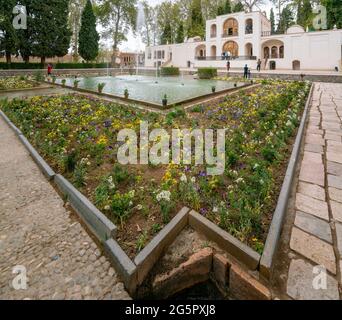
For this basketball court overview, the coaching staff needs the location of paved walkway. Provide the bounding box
[0,116,130,300]
[286,83,342,300]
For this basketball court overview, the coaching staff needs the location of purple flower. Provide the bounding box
[200,208,208,216]
[104,120,112,128]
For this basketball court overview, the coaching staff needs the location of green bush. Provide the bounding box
[160,66,180,76]
[0,62,108,70]
[197,67,218,79]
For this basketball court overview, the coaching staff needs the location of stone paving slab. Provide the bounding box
[0,116,130,300]
[285,83,342,300]
[287,259,339,300]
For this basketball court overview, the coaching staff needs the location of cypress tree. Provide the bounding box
[160,22,172,45]
[175,23,184,44]
[297,0,312,28]
[322,0,342,29]
[232,1,244,13]
[79,0,99,62]
[270,8,275,34]
[187,0,205,38]
[224,0,232,14]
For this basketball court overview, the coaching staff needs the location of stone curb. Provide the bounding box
[134,207,190,286]
[0,85,53,94]
[104,238,137,295]
[18,135,55,181]
[189,210,261,270]
[0,110,22,136]
[54,174,117,243]
[260,83,315,279]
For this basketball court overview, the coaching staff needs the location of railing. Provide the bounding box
[245,27,253,35]
[195,55,257,61]
[221,32,239,38]
[261,31,284,37]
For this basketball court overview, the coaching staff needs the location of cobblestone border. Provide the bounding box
[259,83,315,279]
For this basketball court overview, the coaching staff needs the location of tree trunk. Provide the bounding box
[6,52,11,64]
[41,56,46,65]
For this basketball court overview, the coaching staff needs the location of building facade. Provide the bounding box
[145,11,342,71]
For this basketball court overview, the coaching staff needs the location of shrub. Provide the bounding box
[160,66,180,76]
[197,67,217,79]
[0,62,107,70]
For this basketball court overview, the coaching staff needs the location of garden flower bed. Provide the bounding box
[0,80,311,259]
[0,76,37,91]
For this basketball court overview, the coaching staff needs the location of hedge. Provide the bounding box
[197,67,218,79]
[160,66,180,76]
[0,62,108,70]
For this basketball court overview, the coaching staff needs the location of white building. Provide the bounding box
[145,11,342,71]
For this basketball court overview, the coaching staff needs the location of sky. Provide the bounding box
[118,0,274,52]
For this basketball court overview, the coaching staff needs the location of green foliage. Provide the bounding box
[29,0,72,63]
[277,5,294,33]
[270,8,275,34]
[160,67,180,76]
[187,0,205,39]
[197,67,218,79]
[34,71,44,82]
[98,82,106,93]
[297,0,313,29]
[322,0,342,29]
[232,1,244,13]
[175,23,184,44]
[160,22,172,45]
[136,231,148,252]
[79,0,99,62]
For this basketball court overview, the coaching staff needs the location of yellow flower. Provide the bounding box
[97,135,108,146]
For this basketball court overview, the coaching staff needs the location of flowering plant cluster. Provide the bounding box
[0,76,35,90]
[0,80,310,255]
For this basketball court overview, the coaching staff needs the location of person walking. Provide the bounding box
[257,59,261,72]
[243,64,249,79]
[47,63,53,76]
[227,60,230,73]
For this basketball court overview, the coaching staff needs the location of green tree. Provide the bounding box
[224,0,232,14]
[232,1,245,13]
[270,7,276,33]
[187,0,205,38]
[0,0,18,63]
[96,0,137,64]
[79,0,99,61]
[277,4,294,33]
[322,0,342,29]
[176,23,184,43]
[30,0,71,64]
[160,22,172,45]
[297,0,312,28]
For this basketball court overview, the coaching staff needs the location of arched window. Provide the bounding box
[245,43,253,57]
[222,41,239,57]
[264,47,270,59]
[195,45,206,58]
[211,24,217,38]
[245,19,253,34]
[223,18,239,37]
[271,46,278,58]
[211,45,217,57]
[279,46,284,59]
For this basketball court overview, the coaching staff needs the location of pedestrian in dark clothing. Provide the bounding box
[257,59,261,72]
[227,61,230,73]
[243,64,248,79]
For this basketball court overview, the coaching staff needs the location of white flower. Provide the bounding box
[104,205,110,211]
[136,204,143,211]
[128,190,135,198]
[107,176,115,190]
[236,178,244,184]
[180,174,187,183]
[191,177,196,183]
[213,207,219,213]
[156,190,171,202]
[129,201,133,206]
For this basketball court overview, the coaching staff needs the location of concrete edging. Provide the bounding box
[134,207,190,286]
[54,174,117,243]
[259,83,315,279]
[189,210,261,270]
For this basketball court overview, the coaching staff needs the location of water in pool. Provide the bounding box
[57,75,244,106]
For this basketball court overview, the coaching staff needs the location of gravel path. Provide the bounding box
[0,115,130,300]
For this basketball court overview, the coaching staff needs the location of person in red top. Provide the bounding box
[47,63,53,76]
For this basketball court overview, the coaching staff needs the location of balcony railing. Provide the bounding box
[221,32,239,38]
[261,31,284,37]
[195,55,257,61]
